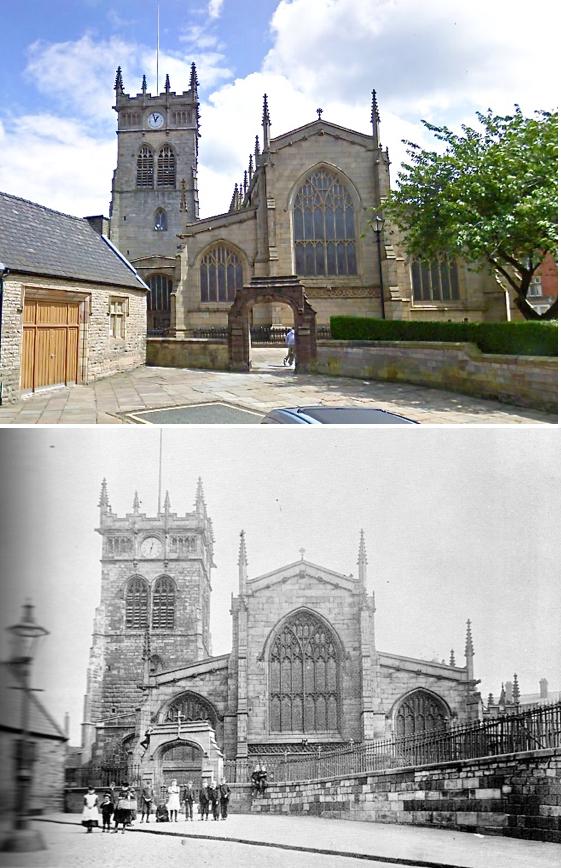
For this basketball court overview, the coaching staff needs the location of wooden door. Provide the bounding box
[21,299,80,391]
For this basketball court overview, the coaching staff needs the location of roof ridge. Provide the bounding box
[0,189,101,225]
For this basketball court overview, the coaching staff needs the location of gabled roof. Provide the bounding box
[271,119,374,152]
[0,661,67,741]
[0,191,148,291]
[247,558,358,594]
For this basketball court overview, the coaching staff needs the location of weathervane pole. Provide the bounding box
[157,429,163,514]
[156,3,160,94]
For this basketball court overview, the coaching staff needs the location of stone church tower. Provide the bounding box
[81,478,214,763]
[109,64,200,331]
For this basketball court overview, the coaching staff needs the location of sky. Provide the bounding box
[0,427,559,744]
[0,0,558,219]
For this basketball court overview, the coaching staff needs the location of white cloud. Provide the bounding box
[208,0,225,19]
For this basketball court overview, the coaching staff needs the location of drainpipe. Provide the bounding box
[0,262,9,405]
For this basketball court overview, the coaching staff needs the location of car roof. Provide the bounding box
[265,407,418,424]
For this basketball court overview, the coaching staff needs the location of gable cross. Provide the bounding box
[316,108,323,120]
[299,547,305,561]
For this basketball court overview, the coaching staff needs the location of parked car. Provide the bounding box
[261,406,418,424]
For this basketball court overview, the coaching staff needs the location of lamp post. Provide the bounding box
[373,215,386,319]
[1,602,49,853]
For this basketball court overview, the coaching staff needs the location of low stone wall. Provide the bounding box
[311,341,558,413]
[146,337,229,371]
[251,748,561,843]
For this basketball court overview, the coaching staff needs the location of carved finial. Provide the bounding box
[195,477,206,515]
[449,649,456,667]
[142,74,147,94]
[316,107,323,120]
[133,491,140,514]
[190,61,199,91]
[98,478,110,510]
[357,529,367,585]
[487,692,494,707]
[255,135,260,159]
[499,682,506,706]
[114,66,124,94]
[262,93,271,126]
[371,89,381,148]
[163,490,171,514]
[465,619,474,657]
[238,531,248,594]
[243,170,248,194]
[248,153,254,181]
[165,73,171,93]
[299,547,305,561]
[179,178,187,213]
[512,673,520,705]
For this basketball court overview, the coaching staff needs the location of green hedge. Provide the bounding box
[329,317,558,357]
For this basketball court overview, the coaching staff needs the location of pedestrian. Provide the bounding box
[113,782,134,834]
[100,793,113,832]
[219,778,231,819]
[284,327,295,366]
[199,782,210,820]
[140,781,154,823]
[182,780,195,821]
[250,765,260,796]
[81,786,99,833]
[167,778,181,822]
[208,779,219,820]
[259,764,268,794]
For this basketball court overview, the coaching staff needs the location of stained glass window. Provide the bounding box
[293,169,357,276]
[269,611,339,733]
[147,274,173,313]
[411,258,459,302]
[152,576,175,629]
[395,690,449,738]
[125,577,149,629]
[200,245,243,303]
[157,145,176,188]
[137,145,154,187]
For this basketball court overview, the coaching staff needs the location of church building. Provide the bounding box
[108,65,508,337]
[81,479,481,792]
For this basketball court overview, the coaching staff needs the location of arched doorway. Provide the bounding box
[394,689,449,738]
[156,740,203,804]
[228,276,317,373]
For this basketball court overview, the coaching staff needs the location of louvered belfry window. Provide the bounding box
[137,146,154,187]
[293,169,357,276]
[395,690,449,738]
[200,245,243,302]
[269,611,339,733]
[157,145,176,188]
[152,576,175,629]
[125,577,149,629]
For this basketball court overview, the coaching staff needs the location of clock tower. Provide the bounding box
[81,477,214,762]
[109,64,200,332]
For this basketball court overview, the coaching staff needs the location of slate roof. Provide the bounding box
[0,661,67,741]
[0,191,148,292]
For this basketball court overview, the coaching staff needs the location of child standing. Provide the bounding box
[81,787,99,833]
[100,793,113,832]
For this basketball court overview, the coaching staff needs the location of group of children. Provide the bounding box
[81,777,233,833]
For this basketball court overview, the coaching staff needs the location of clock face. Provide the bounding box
[140,537,163,558]
[147,111,165,130]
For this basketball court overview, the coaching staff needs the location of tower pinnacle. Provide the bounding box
[133,491,140,514]
[238,530,248,594]
[163,490,171,515]
[98,479,111,516]
[371,89,381,148]
[357,529,368,585]
[114,66,124,94]
[465,619,474,680]
[262,94,271,150]
[195,477,206,516]
[190,62,199,93]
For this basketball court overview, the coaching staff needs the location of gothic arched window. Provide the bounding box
[152,576,175,629]
[137,146,154,187]
[125,577,149,629]
[293,169,357,276]
[411,258,460,302]
[157,145,176,188]
[269,611,339,733]
[200,245,243,303]
[154,208,168,231]
[147,274,173,314]
[395,690,449,738]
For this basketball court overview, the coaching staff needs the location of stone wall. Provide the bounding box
[0,732,66,814]
[250,748,561,843]
[311,341,558,413]
[147,337,229,370]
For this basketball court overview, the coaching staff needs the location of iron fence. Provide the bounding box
[66,763,143,789]
[225,702,561,784]
[189,326,332,343]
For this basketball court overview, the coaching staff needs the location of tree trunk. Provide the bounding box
[512,293,556,321]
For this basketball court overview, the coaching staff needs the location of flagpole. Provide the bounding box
[156,3,160,94]
[157,428,163,514]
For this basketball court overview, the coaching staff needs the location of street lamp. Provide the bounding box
[372,215,386,320]
[1,602,49,853]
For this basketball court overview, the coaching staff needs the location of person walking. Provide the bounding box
[208,780,220,820]
[219,778,231,819]
[199,782,210,820]
[100,793,113,832]
[140,782,154,823]
[167,778,181,822]
[81,787,99,833]
[113,783,134,834]
[182,781,195,821]
[284,328,296,367]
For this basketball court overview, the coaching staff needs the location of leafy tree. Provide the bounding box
[384,108,558,320]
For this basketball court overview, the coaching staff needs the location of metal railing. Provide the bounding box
[189,326,332,343]
[225,702,561,784]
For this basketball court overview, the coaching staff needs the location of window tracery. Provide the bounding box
[125,577,149,629]
[395,690,449,738]
[154,208,168,231]
[200,245,243,303]
[293,169,357,276]
[136,145,154,187]
[411,258,459,302]
[157,145,176,188]
[152,576,175,629]
[269,611,339,733]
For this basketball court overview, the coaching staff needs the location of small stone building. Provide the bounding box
[0,661,68,813]
[81,480,481,791]
[0,191,148,403]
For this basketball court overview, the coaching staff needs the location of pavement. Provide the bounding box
[0,350,554,425]
[0,813,559,868]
